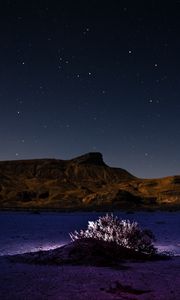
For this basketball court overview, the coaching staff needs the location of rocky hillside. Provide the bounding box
[0,152,180,210]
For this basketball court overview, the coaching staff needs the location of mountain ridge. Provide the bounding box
[0,152,179,211]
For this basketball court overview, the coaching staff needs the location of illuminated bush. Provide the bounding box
[70,214,156,255]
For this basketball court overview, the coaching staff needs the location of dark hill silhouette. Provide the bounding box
[0,152,179,210]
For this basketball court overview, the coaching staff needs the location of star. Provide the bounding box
[43,124,48,129]
[83,28,90,35]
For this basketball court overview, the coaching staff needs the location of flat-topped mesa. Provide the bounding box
[0,152,180,210]
[71,152,106,166]
[0,153,134,183]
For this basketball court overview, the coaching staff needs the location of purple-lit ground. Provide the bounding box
[0,211,180,256]
[0,256,180,299]
[0,211,180,299]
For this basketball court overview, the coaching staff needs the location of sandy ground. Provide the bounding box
[0,256,180,300]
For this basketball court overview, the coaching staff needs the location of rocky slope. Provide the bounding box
[0,152,180,210]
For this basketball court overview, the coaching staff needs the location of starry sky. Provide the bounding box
[0,0,180,178]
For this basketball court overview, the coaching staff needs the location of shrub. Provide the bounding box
[69,214,157,255]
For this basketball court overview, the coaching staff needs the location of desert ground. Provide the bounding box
[0,255,179,300]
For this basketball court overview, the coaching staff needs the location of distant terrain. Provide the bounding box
[0,152,180,211]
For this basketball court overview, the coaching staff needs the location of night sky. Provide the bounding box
[0,1,180,178]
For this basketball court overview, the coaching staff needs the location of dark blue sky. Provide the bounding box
[0,1,180,178]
